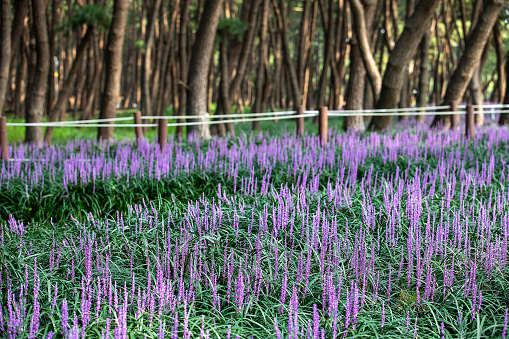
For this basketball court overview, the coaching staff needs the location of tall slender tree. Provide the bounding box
[98,0,129,140]
[0,0,11,117]
[26,0,50,144]
[186,0,224,139]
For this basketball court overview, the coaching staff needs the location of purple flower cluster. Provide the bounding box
[1,125,509,337]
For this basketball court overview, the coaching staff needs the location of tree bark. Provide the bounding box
[343,0,382,131]
[493,22,504,103]
[222,0,261,132]
[0,0,11,117]
[44,28,94,143]
[26,0,50,144]
[97,0,129,140]
[186,0,223,139]
[141,0,162,119]
[368,0,439,131]
[176,0,191,138]
[499,52,509,125]
[81,35,102,121]
[349,0,381,97]
[253,0,270,130]
[344,0,377,132]
[273,0,302,107]
[416,26,431,124]
[15,33,28,119]
[432,0,503,129]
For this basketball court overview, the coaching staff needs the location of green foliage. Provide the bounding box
[135,39,146,52]
[216,18,249,44]
[70,4,111,30]
[56,4,111,34]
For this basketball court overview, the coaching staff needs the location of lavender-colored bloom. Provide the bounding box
[61,299,68,335]
[441,322,445,339]
[381,302,385,328]
[503,308,508,339]
[313,304,319,339]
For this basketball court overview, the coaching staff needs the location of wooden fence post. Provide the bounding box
[296,106,304,137]
[450,101,460,128]
[134,111,143,141]
[0,117,7,161]
[319,106,328,146]
[466,104,475,140]
[158,118,168,151]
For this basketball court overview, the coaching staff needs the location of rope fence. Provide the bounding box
[1,103,508,160]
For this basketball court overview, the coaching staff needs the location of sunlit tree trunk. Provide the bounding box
[186,0,224,139]
[26,0,50,144]
[98,0,129,140]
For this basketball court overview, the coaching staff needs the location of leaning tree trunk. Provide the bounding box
[186,0,224,139]
[368,0,440,131]
[344,0,379,132]
[97,0,129,140]
[432,0,503,129]
[26,0,50,145]
[0,0,12,117]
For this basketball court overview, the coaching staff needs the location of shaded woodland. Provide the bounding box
[1,0,508,141]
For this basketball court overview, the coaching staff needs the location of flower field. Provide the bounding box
[1,126,509,338]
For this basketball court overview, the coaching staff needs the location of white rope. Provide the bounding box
[6,123,158,127]
[141,110,301,120]
[59,117,134,124]
[327,105,451,115]
[327,109,509,117]
[458,103,509,109]
[166,113,316,127]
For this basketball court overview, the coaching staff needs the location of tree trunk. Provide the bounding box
[15,34,28,119]
[273,0,302,107]
[176,0,191,138]
[433,0,503,129]
[0,0,12,116]
[97,0,129,140]
[317,0,334,107]
[253,0,270,130]
[141,0,162,119]
[499,52,509,125]
[493,22,504,103]
[220,0,261,133]
[186,0,223,139]
[345,0,377,132]
[416,27,431,123]
[349,0,381,98]
[46,0,60,117]
[44,28,94,143]
[26,0,50,144]
[218,42,230,137]
[81,35,102,121]
[368,0,439,131]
